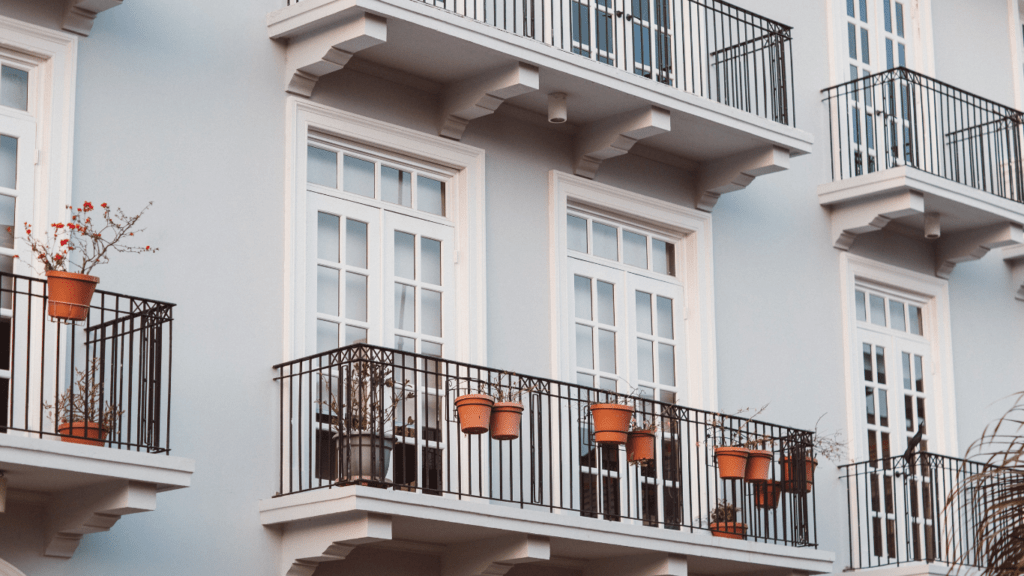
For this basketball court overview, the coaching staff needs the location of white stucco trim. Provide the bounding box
[548,171,717,411]
[838,253,958,460]
[0,16,77,267]
[0,557,26,576]
[283,97,487,365]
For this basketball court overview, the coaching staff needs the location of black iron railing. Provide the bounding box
[275,344,817,547]
[286,0,795,126]
[841,451,1024,570]
[823,67,1024,204]
[0,272,175,453]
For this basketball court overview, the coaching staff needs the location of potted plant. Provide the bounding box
[708,499,746,539]
[44,358,123,446]
[16,201,156,321]
[781,414,847,493]
[754,480,783,509]
[489,379,535,441]
[743,435,775,483]
[454,383,495,435]
[318,359,413,482]
[710,405,766,480]
[590,395,635,445]
[626,418,658,463]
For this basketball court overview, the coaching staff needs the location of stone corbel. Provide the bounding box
[827,190,925,250]
[439,62,540,140]
[585,553,687,576]
[936,223,1024,279]
[574,106,671,179]
[284,13,387,97]
[696,146,790,211]
[441,534,550,576]
[45,480,157,558]
[63,0,123,36]
[280,511,392,576]
[1003,245,1024,301]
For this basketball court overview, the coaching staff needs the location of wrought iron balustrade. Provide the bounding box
[841,451,1023,570]
[274,343,818,548]
[823,67,1024,204]
[285,0,795,127]
[0,272,175,453]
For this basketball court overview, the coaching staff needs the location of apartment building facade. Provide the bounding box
[0,0,1023,574]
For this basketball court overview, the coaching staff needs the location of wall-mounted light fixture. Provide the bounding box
[548,93,567,124]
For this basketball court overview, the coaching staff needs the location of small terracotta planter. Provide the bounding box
[46,271,99,321]
[489,401,524,440]
[755,480,783,509]
[57,421,107,446]
[744,449,774,483]
[714,446,750,479]
[781,456,818,493]
[709,522,747,539]
[590,403,634,445]
[454,394,495,434]
[626,429,657,462]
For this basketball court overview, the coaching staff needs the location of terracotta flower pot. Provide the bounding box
[454,394,495,434]
[626,429,657,462]
[781,456,818,493]
[489,401,524,440]
[714,446,750,479]
[590,403,634,445]
[744,449,774,483]
[709,522,747,539]
[46,271,99,321]
[755,480,783,509]
[57,421,107,446]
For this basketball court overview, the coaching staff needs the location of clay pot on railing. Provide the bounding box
[744,449,774,483]
[454,393,495,434]
[46,271,99,321]
[57,421,107,446]
[590,403,634,445]
[489,402,524,440]
[709,522,747,540]
[714,446,750,479]
[626,429,657,462]
[755,480,783,509]
[781,456,818,493]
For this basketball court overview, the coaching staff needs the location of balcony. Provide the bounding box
[0,273,193,559]
[261,344,833,576]
[841,452,1018,575]
[820,68,1024,278]
[269,0,812,207]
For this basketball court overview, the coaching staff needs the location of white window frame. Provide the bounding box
[838,253,958,459]
[549,170,717,410]
[285,98,487,365]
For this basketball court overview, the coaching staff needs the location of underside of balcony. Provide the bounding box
[268,0,813,210]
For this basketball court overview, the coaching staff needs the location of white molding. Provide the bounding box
[282,11,387,97]
[0,558,26,576]
[837,253,959,462]
[439,62,539,140]
[62,0,124,37]
[283,97,488,366]
[573,107,671,179]
[548,171,717,412]
[279,511,393,576]
[1004,244,1024,301]
[696,146,790,212]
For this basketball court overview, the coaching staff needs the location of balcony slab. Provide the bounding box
[260,485,834,576]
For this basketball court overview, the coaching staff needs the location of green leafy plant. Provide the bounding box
[709,499,739,524]
[44,358,123,430]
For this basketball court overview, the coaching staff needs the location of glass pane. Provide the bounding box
[909,305,923,335]
[317,213,341,262]
[575,275,592,320]
[915,355,924,392]
[902,352,912,390]
[848,23,857,59]
[568,215,588,253]
[599,378,617,392]
[307,146,337,188]
[346,272,367,322]
[422,341,442,357]
[345,325,367,346]
[870,294,886,326]
[576,324,594,369]
[637,339,654,381]
[317,320,339,353]
[418,176,445,215]
[861,28,870,64]
[652,239,674,275]
[636,291,652,335]
[896,2,904,37]
[395,283,415,331]
[394,231,415,280]
[856,290,866,321]
[866,386,876,424]
[863,343,873,381]
[0,66,28,111]
[593,222,618,261]
[658,343,675,386]
[879,389,889,427]
[0,194,14,249]
[623,231,648,268]
[598,329,616,373]
[577,373,594,387]
[859,0,867,21]
[904,395,914,431]
[847,0,854,17]
[343,155,374,198]
[421,238,441,286]
[0,135,16,190]
[316,266,339,315]
[382,166,412,207]
[346,219,367,268]
[395,335,415,352]
[917,398,926,432]
[876,346,886,384]
[422,289,441,337]
[890,300,906,331]
[597,281,614,325]
[883,0,892,32]
[659,390,675,403]
[656,296,673,339]
[886,38,894,69]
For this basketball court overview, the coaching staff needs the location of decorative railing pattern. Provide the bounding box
[0,272,175,453]
[840,451,1024,570]
[823,67,1024,204]
[286,0,795,127]
[274,344,818,547]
